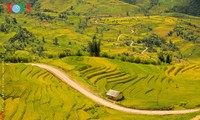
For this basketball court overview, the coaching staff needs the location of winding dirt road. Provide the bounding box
[31,63,200,115]
[117,34,126,41]
[141,47,148,54]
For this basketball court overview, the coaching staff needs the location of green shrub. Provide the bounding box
[75,64,91,71]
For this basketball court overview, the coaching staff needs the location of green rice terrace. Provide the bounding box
[0,0,200,119]
[0,57,200,120]
[48,56,200,110]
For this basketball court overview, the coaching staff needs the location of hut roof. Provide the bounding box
[106,89,121,97]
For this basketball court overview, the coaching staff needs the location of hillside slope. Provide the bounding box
[1,0,199,16]
[36,0,200,16]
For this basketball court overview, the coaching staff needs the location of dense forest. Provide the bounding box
[122,0,200,16]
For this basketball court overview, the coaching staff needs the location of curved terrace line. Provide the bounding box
[31,63,200,115]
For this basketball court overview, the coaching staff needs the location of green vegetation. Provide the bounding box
[172,26,200,43]
[158,52,172,64]
[46,56,200,110]
[0,62,200,120]
[0,0,199,119]
[170,0,200,16]
[1,10,199,64]
[88,38,101,57]
[1,64,103,119]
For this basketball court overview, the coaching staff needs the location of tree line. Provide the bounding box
[169,26,199,43]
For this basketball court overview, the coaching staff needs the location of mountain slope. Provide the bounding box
[0,0,199,16]
[36,0,199,16]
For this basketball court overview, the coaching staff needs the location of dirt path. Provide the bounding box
[130,40,134,47]
[31,63,200,115]
[117,34,125,41]
[117,29,134,42]
[142,47,148,54]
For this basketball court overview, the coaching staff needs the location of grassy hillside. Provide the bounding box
[1,13,199,64]
[36,0,200,16]
[44,56,200,110]
[0,0,199,119]
[1,1,200,63]
[1,0,199,16]
[0,63,200,120]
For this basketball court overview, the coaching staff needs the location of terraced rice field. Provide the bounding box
[61,57,200,110]
[164,64,200,79]
[78,65,177,108]
[0,60,200,120]
[1,64,108,120]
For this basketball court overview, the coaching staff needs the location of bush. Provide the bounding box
[5,55,33,63]
[173,26,199,42]
[47,54,54,59]
[101,52,109,58]
[59,52,67,58]
[134,57,141,63]
[141,59,150,64]
[75,64,91,71]
[120,55,127,61]
[126,56,135,63]
[76,50,82,56]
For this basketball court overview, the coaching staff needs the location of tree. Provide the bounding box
[144,9,150,18]
[150,0,159,7]
[5,16,11,24]
[88,38,101,57]
[53,37,59,45]
[70,6,74,10]
[134,57,141,63]
[12,18,18,24]
[168,31,173,36]
[38,46,44,56]
[33,1,41,10]
[158,52,165,62]
[76,50,82,56]
[169,40,173,47]
[126,11,130,16]
[166,54,172,64]
[123,0,136,4]
[0,24,6,32]
[0,4,4,13]
[42,36,46,43]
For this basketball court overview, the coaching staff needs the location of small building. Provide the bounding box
[106,89,123,101]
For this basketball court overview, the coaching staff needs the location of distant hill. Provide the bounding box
[169,0,200,16]
[38,0,200,17]
[0,0,199,16]
[122,0,200,16]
